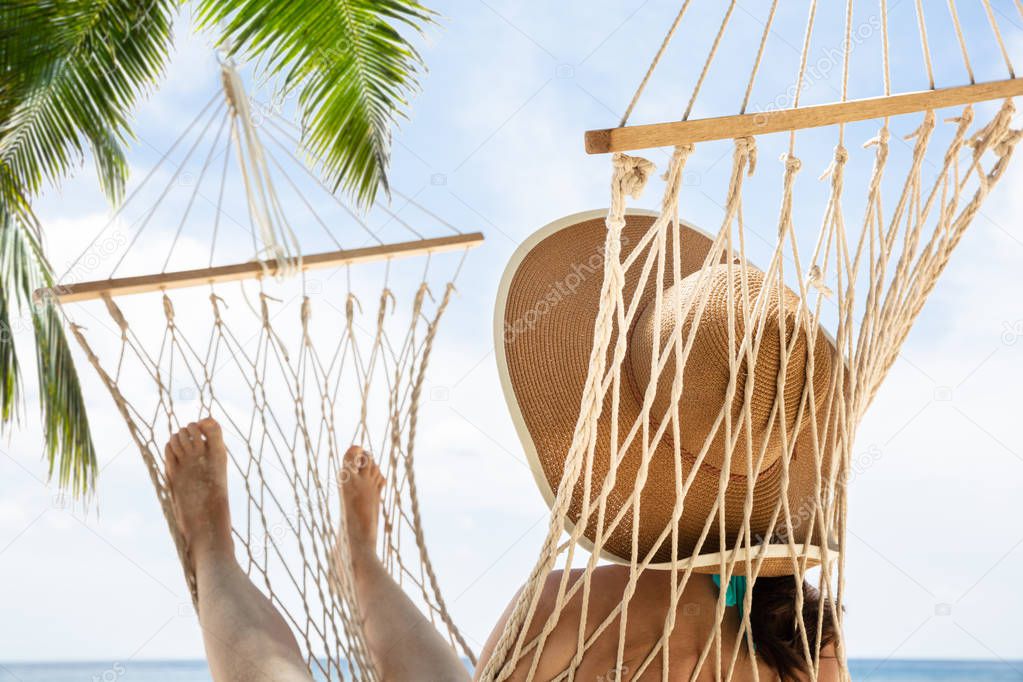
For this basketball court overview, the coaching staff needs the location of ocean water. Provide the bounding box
[2,659,1022,680]
[0,661,211,682]
[848,659,1023,681]
[0,661,212,682]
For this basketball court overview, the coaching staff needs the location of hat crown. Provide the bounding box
[629,264,833,476]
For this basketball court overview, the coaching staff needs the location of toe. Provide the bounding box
[186,423,204,452]
[344,446,370,475]
[198,417,223,444]
[164,444,178,479]
[344,445,363,465]
[169,431,186,460]
[175,429,194,456]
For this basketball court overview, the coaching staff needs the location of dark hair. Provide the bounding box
[748,576,838,680]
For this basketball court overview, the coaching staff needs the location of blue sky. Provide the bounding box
[2,0,1023,668]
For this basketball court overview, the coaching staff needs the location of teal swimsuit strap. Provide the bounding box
[711,574,749,622]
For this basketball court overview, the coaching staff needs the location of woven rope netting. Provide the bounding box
[483,2,1022,681]
[54,62,476,680]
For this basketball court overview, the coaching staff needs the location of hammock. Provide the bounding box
[38,4,1022,681]
[483,2,1021,681]
[41,60,482,681]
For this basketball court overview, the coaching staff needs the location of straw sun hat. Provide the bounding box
[495,209,838,577]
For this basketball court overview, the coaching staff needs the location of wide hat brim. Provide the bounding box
[495,209,835,577]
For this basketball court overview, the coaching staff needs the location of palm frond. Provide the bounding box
[196,0,434,208]
[0,200,96,496]
[0,0,434,497]
[0,244,20,425]
[31,294,97,497]
[0,0,177,202]
[0,0,174,496]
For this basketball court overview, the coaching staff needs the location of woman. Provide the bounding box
[164,212,841,681]
[487,210,842,680]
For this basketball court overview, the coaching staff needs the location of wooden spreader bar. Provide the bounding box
[38,232,485,304]
[585,78,1023,154]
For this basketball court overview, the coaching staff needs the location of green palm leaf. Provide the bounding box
[1,0,433,496]
[0,0,175,497]
[0,222,19,425]
[0,0,176,200]
[0,202,96,496]
[195,0,434,208]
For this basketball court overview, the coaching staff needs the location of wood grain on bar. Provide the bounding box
[39,232,485,304]
[585,78,1023,154]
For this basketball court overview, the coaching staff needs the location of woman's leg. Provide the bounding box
[338,445,470,682]
[165,419,311,682]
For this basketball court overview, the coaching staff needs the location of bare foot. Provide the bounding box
[164,418,233,567]
[336,446,385,572]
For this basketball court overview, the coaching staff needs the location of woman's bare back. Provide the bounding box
[477,566,836,681]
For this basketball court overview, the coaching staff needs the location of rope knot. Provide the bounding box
[220,63,240,115]
[101,293,130,339]
[381,288,396,313]
[864,127,891,149]
[377,288,395,328]
[993,101,1017,159]
[782,153,802,174]
[258,292,280,326]
[612,152,655,199]
[905,110,936,141]
[946,105,975,128]
[734,136,757,174]
[996,128,1023,159]
[413,282,434,318]
[970,99,1017,160]
[299,296,312,346]
[819,145,848,181]
[660,143,696,186]
[345,292,362,323]
[666,144,696,173]
[209,293,227,323]
[162,295,175,324]
[806,265,834,298]
[300,296,311,328]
